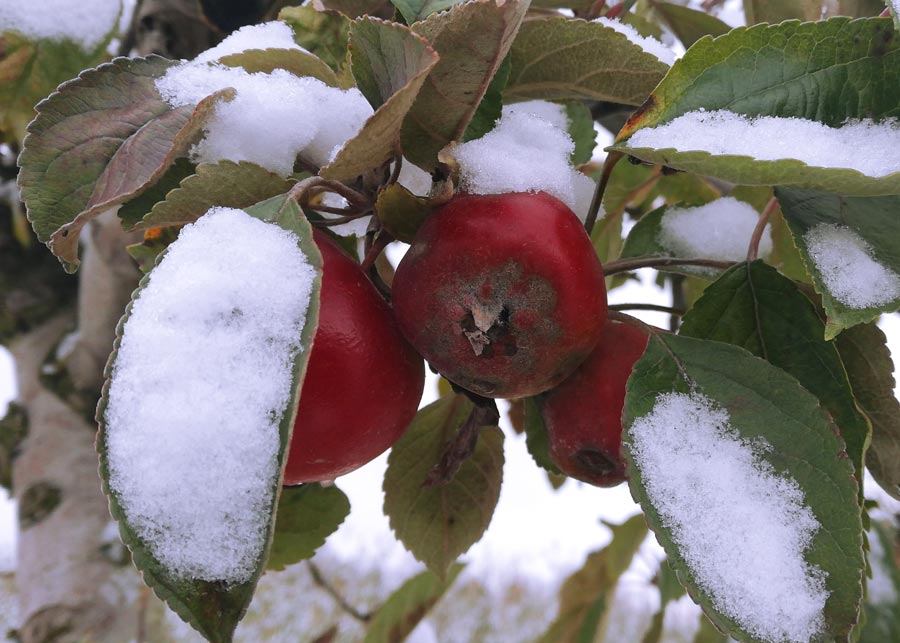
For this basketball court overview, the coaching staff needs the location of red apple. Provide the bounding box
[392,192,607,398]
[539,319,649,487]
[284,230,425,484]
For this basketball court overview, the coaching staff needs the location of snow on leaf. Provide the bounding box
[96,195,322,643]
[218,48,339,87]
[776,188,900,337]
[17,56,228,272]
[383,395,504,579]
[679,261,872,501]
[400,0,529,171]
[504,17,669,107]
[623,334,863,643]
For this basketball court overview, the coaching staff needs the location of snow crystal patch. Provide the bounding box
[104,208,315,583]
[594,17,676,66]
[194,21,308,64]
[155,27,372,176]
[453,111,594,220]
[502,100,568,131]
[627,110,900,179]
[804,224,900,309]
[658,197,770,262]
[628,391,827,643]
[867,528,897,607]
[0,0,121,48]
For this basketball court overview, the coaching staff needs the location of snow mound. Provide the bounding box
[104,208,316,583]
[0,0,121,48]
[627,110,900,179]
[156,23,372,176]
[628,391,827,643]
[659,196,771,262]
[804,224,900,309]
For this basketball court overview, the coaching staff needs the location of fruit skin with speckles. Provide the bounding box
[539,319,649,487]
[283,230,425,485]
[391,192,608,399]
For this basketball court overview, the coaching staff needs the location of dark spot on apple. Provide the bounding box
[575,448,618,476]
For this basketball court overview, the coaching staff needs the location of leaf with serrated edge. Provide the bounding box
[17,56,231,272]
[96,194,322,643]
[375,182,432,243]
[400,0,529,170]
[651,1,730,48]
[279,6,351,74]
[623,334,863,642]
[218,47,339,86]
[679,261,872,502]
[836,323,900,500]
[611,19,900,196]
[364,564,464,643]
[538,514,648,643]
[776,188,900,338]
[391,0,464,23]
[321,18,438,181]
[267,484,351,571]
[383,395,504,578]
[118,158,197,229]
[504,17,669,107]
[138,161,296,230]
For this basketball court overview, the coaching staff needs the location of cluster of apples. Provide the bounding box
[285,191,648,488]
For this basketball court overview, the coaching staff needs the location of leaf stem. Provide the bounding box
[425,390,500,487]
[388,153,403,186]
[603,256,734,275]
[609,303,685,316]
[747,196,778,261]
[607,309,668,335]
[585,151,624,234]
[288,176,371,212]
[307,561,372,623]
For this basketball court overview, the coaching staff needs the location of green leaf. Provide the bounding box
[611,18,900,196]
[693,615,729,643]
[504,17,669,108]
[126,226,182,273]
[860,521,900,643]
[538,514,649,643]
[650,1,731,48]
[391,0,465,23]
[743,0,826,23]
[679,261,872,499]
[0,32,111,139]
[218,47,339,86]
[400,0,529,170]
[17,56,229,272]
[118,158,197,229]
[565,102,596,166]
[836,323,900,501]
[279,6,351,72]
[364,564,464,643]
[96,194,323,643]
[267,483,351,571]
[776,188,900,337]
[523,397,563,475]
[138,161,296,230]
[375,182,432,243]
[623,333,864,642]
[383,395,504,578]
[321,17,439,181]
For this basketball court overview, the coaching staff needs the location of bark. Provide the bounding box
[11,213,146,643]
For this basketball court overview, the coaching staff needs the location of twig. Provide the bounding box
[307,561,372,623]
[747,196,778,261]
[603,256,734,275]
[669,273,685,332]
[609,303,685,316]
[607,309,668,335]
[288,176,371,212]
[388,154,403,186]
[585,151,624,234]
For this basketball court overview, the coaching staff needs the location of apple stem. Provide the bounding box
[287,176,372,212]
[603,256,734,275]
[746,196,778,262]
[584,151,624,234]
[425,390,500,487]
[609,302,685,316]
[388,153,404,186]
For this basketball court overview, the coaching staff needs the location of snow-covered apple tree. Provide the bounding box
[2,0,900,641]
